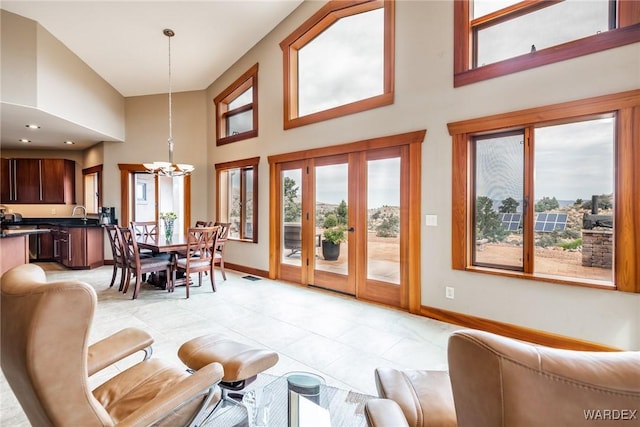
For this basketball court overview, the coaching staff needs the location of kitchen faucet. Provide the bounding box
[72,205,87,221]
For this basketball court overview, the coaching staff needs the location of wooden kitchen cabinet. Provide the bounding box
[59,226,104,269]
[0,158,75,204]
[0,158,40,203]
[41,159,76,204]
[37,226,55,260]
[15,159,41,203]
[1,158,12,202]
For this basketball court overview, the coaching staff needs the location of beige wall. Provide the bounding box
[0,11,37,106]
[102,90,208,226]
[35,26,125,141]
[204,1,640,349]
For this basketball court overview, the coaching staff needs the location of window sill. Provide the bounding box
[465,265,616,291]
[216,130,258,146]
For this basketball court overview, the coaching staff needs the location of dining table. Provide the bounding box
[136,234,189,290]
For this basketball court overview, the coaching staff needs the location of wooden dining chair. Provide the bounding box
[174,226,219,298]
[130,221,159,258]
[105,225,127,291]
[213,222,231,281]
[176,220,213,258]
[118,226,172,300]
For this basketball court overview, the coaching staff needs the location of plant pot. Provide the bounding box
[322,240,340,261]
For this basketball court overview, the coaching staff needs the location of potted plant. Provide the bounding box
[321,213,345,261]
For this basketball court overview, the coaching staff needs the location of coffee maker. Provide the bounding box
[100,207,117,225]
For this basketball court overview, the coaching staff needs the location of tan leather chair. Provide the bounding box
[1,263,224,426]
[366,329,640,427]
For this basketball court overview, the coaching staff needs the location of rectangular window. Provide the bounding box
[448,90,640,292]
[214,64,258,146]
[475,0,612,67]
[454,0,640,86]
[215,157,259,243]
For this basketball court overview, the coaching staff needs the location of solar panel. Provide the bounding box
[499,213,522,232]
[500,212,568,232]
[535,212,567,232]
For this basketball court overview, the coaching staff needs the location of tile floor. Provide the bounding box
[1,263,461,426]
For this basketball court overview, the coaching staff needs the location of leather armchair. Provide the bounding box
[366,329,640,427]
[1,264,224,426]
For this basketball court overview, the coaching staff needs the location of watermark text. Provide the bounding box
[584,409,638,421]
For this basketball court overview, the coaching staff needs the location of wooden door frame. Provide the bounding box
[268,130,425,313]
[117,164,191,233]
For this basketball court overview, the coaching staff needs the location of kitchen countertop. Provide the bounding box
[0,228,50,238]
[2,217,104,228]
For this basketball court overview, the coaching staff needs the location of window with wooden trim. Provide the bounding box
[454,0,640,87]
[215,157,259,243]
[280,0,395,129]
[448,90,640,293]
[214,64,258,146]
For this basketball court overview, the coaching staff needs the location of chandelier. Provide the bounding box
[144,29,194,177]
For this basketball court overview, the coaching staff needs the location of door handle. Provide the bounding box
[347,227,355,232]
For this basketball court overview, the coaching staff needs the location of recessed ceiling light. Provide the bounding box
[25,124,40,129]
[19,139,31,143]
[63,140,75,145]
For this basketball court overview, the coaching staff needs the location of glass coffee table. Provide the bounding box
[207,372,370,427]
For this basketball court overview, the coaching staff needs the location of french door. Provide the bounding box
[269,131,424,310]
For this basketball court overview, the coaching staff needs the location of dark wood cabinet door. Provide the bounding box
[38,227,54,260]
[1,158,12,203]
[85,227,104,268]
[41,159,65,204]
[68,228,86,268]
[40,159,76,204]
[14,159,41,203]
[59,228,70,266]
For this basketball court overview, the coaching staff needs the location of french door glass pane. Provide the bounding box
[534,118,614,282]
[473,132,524,270]
[282,169,303,266]
[367,157,400,284]
[315,163,348,275]
[158,175,184,233]
[133,173,156,221]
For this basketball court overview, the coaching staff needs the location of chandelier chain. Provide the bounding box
[143,28,193,177]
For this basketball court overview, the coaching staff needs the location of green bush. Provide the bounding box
[558,238,582,250]
[376,214,399,237]
[323,213,338,228]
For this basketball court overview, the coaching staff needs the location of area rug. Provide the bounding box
[205,373,373,427]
